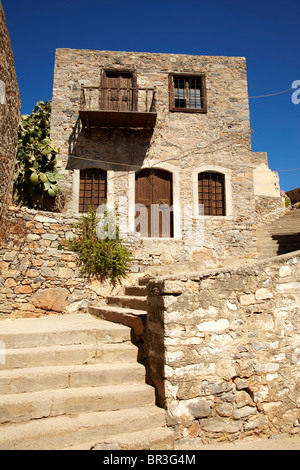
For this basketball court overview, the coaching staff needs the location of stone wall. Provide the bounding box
[0,205,227,319]
[0,205,198,319]
[0,1,21,220]
[0,206,135,318]
[255,195,285,227]
[146,253,300,443]
[286,188,300,205]
[50,49,277,268]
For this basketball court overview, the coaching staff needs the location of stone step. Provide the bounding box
[0,313,174,450]
[0,383,155,424]
[0,362,146,395]
[257,245,300,252]
[259,237,300,244]
[138,277,153,286]
[258,244,300,253]
[256,242,279,248]
[257,209,300,259]
[124,285,147,297]
[0,342,138,371]
[258,247,300,253]
[258,231,300,237]
[268,222,300,228]
[106,295,147,311]
[0,314,131,349]
[89,305,147,337]
[61,427,175,450]
[0,406,168,450]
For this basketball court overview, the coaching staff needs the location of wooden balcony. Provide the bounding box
[79,85,157,131]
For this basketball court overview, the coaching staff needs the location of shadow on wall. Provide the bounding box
[67,117,154,172]
[145,282,167,409]
[272,233,300,256]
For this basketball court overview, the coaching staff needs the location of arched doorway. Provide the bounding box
[135,168,174,238]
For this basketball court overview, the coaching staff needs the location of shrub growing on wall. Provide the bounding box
[14,100,63,210]
[69,207,133,282]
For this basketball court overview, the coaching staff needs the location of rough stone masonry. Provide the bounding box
[146,251,300,442]
[0,207,99,317]
[0,0,21,220]
[50,49,283,270]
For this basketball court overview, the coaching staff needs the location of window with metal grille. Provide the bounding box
[169,74,207,113]
[79,169,107,213]
[198,172,226,216]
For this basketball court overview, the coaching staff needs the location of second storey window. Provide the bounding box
[169,74,207,113]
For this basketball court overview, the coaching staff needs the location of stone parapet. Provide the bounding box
[146,253,300,442]
[0,206,135,317]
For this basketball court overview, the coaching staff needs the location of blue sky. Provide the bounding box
[2,0,299,191]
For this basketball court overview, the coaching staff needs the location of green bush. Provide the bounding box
[285,196,292,208]
[14,100,63,209]
[69,207,133,282]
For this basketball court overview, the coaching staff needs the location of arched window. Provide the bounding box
[79,168,107,213]
[198,171,226,216]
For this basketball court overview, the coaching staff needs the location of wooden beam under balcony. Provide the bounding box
[79,84,157,131]
[79,109,157,130]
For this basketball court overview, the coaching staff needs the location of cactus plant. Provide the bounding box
[14,100,63,209]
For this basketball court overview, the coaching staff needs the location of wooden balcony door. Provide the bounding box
[103,71,137,112]
[135,169,174,238]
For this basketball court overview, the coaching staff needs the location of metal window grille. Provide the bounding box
[174,76,202,109]
[198,172,226,216]
[79,169,107,213]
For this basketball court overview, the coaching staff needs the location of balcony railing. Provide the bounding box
[79,85,157,130]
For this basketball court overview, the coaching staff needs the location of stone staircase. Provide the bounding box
[89,279,149,344]
[257,210,300,259]
[0,313,174,450]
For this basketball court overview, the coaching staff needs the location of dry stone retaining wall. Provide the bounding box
[0,206,167,318]
[0,207,111,317]
[146,253,300,442]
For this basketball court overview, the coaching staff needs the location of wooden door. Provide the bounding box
[135,169,173,238]
[103,72,135,111]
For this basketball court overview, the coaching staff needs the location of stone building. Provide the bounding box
[50,49,283,270]
[286,187,300,205]
[0,0,21,220]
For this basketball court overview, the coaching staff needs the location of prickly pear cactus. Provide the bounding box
[14,100,62,209]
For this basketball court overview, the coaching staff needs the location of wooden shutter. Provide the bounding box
[198,172,225,216]
[135,169,152,237]
[135,169,173,238]
[103,71,135,111]
[79,169,107,213]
